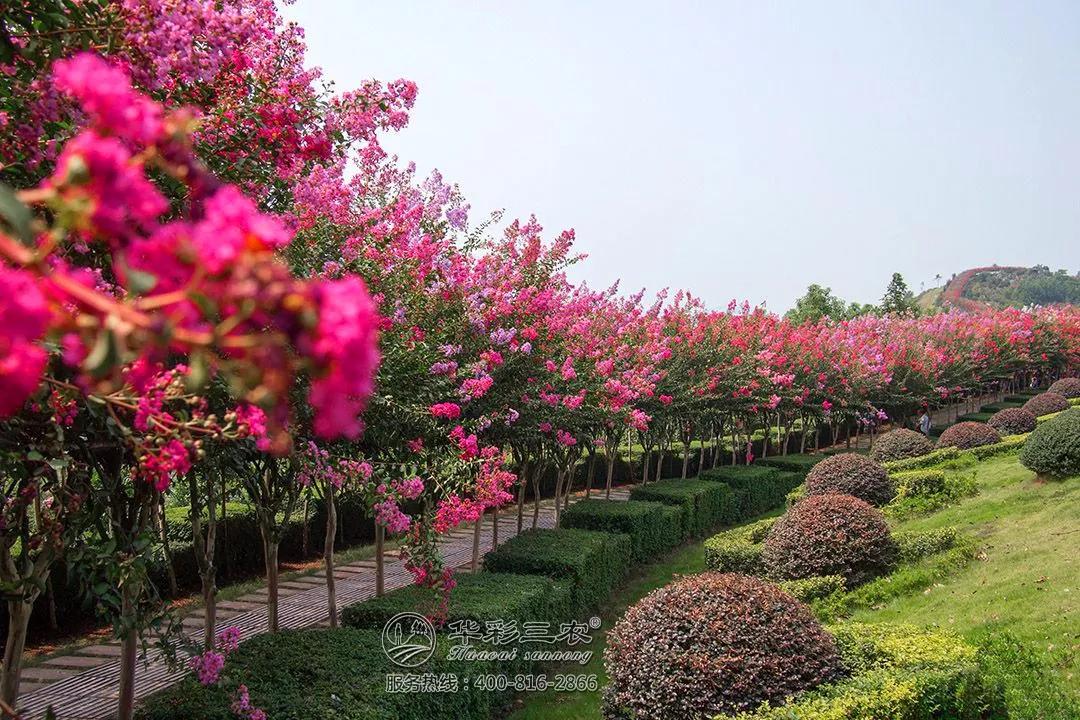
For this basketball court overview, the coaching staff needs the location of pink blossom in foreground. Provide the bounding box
[0,267,50,416]
[52,52,164,144]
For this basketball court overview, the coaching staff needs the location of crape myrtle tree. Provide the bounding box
[0,53,382,718]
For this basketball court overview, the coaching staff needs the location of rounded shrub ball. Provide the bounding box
[762,493,898,586]
[1019,408,1080,481]
[987,407,1037,436]
[1022,391,1070,418]
[869,428,933,464]
[602,572,843,720]
[805,452,895,506]
[935,421,1001,450]
[1048,377,1080,399]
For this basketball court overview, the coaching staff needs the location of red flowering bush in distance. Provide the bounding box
[763,494,898,586]
[869,428,934,463]
[805,452,895,506]
[936,421,1001,450]
[1022,392,1070,418]
[1048,377,1080,399]
[988,407,1037,436]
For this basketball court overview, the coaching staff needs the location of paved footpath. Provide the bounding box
[15,486,632,720]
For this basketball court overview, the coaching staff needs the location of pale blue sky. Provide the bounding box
[283,1,1079,311]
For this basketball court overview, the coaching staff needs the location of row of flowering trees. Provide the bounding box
[1,3,1079,720]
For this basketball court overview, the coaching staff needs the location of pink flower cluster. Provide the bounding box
[0,267,50,416]
[187,626,242,686]
[230,684,267,720]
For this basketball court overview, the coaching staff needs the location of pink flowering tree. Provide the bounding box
[0,54,381,719]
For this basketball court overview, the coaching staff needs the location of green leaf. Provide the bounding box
[0,184,35,245]
[119,258,158,296]
[83,329,120,378]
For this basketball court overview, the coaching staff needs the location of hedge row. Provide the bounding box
[757,453,828,473]
[483,527,632,615]
[562,500,681,560]
[969,434,1028,460]
[628,479,735,537]
[723,624,1006,719]
[700,466,804,518]
[341,572,572,632]
[137,627,509,720]
[882,446,961,473]
[703,518,776,574]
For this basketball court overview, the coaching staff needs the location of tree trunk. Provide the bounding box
[117,584,138,720]
[655,449,664,481]
[261,529,280,632]
[1,599,33,709]
[301,495,311,558]
[697,436,705,476]
[155,496,178,597]
[201,573,217,651]
[190,469,218,651]
[471,512,483,571]
[681,438,690,479]
[605,453,615,499]
[553,471,565,528]
[324,483,338,628]
[516,462,528,533]
[730,419,738,465]
[375,523,385,597]
[585,448,596,499]
[531,466,541,530]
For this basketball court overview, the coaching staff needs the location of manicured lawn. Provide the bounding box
[852,455,1079,691]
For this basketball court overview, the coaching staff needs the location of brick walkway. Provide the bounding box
[15,486,632,720]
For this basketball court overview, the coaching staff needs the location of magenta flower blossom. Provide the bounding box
[53,52,164,144]
[307,277,381,440]
[0,267,50,417]
[48,131,168,242]
[191,186,293,273]
[429,402,462,419]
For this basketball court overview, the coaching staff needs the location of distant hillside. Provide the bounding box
[918,265,1080,311]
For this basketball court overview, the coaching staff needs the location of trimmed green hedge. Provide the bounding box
[700,466,804,518]
[483,528,631,615]
[957,411,995,423]
[725,624,1006,719]
[778,574,846,603]
[969,433,1027,460]
[136,628,507,720]
[658,504,686,545]
[703,518,775,574]
[561,499,680,560]
[341,572,572,631]
[894,528,959,563]
[882,446,960,473]
[757,454,826,473]
[628,479,734,536]
[890,469,946,498]
[699,464,781,484]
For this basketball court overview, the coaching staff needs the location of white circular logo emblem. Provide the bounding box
[382,612,437,668]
